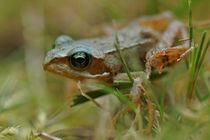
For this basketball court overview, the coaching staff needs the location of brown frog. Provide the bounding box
[43,12,188,82]
[43,12,190,134]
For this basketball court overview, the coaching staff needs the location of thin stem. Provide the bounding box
[188,0,193,48]
[198,38,210,70]
[114,34,134,83]
[187,31,208,101]
[77,81,105,110]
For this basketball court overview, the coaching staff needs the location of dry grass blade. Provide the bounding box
[77,81,105,110]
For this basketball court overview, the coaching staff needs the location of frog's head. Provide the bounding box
[43,35,111,81]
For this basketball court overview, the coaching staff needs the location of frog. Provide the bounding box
[43,12,190,134]
[43,12,189,82]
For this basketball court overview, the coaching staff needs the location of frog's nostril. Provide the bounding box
[53,35,74,48]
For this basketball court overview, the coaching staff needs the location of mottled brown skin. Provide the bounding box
[43,12,189,82]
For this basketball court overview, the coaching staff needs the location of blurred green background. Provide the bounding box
[0,0,210,139]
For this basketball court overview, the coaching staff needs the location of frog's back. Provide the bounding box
[78,20,156,55]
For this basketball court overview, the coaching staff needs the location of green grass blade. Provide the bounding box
[95,83,136,111]
[197,38,210,70]
[194,31,207,70]
[187,31,208,102]
[188,0,193,48]
[114,34,134,83]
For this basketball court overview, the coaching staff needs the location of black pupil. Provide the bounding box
[70,51,91,70]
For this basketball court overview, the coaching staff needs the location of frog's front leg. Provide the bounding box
[145,20,189,76]
[114,72,147,103]
[130,77,155,134]
[113,72,155,134]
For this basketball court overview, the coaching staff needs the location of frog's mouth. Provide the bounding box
[43,60,111,81]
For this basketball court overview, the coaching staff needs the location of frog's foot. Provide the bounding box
[130,77,155,135]
[145,20,189,77]
[112,76,155,135]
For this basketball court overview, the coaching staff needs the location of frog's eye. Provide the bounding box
[68,51,92,70]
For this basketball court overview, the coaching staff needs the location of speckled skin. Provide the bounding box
[43,12,188,82]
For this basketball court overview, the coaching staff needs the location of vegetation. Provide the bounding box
[0,0,210,139]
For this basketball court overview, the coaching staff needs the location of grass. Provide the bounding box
[114,33,134,84]
[1,0,210,139]
[187,31,209,102]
